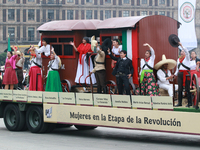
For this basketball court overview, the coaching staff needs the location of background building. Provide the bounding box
[0,0,199,54]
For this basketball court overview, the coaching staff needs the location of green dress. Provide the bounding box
[45,70,62,92]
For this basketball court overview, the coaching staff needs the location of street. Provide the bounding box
[0,118,199,150]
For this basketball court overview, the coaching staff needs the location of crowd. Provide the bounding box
[1,35,199,108]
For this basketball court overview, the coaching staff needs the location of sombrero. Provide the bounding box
[91,36,97,52]
[102,38,112,54]
[16,51,21,55]
[168,34,180,47]
[154,55,176,70]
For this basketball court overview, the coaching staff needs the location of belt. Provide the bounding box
[16,66,23,70]
[117,72,126,76]
[6,67,12,68]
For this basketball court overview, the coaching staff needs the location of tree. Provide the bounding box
[0,52,7,66]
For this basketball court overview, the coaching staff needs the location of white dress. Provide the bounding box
[75,54,96,84]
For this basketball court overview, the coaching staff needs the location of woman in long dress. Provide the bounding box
[45,48,62,92]
[28,47,43,91]
[3,50,18,90]
[70,37,96,84]
[136,43,160,96]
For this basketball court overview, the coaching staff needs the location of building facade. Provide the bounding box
[0,0,199,53]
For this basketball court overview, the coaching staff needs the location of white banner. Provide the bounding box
[178,0,197,51]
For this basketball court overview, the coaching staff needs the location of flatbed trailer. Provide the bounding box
[0,89,200,135]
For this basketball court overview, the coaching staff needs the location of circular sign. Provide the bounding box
[180,2,194,23]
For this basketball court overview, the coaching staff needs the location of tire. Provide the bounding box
[26,106,49,133]
[3,104,26,131]
[74,125,97,130]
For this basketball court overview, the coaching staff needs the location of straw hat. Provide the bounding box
[16,51,21,55]
[91,36,97,51]
[154,55,176,70]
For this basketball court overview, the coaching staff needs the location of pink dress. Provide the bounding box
[2,58,18,85]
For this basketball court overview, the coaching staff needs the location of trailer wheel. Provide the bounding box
[106,80,117,94]
[26,106,48,133]
[61,79,71,92]
[3,104,26,131]
[74,125,97,130]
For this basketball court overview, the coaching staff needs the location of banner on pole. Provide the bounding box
[178,0,197,51]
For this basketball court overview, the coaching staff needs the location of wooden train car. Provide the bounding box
[37,15,180,91]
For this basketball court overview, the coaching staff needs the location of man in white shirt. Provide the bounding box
[155,55,177,97]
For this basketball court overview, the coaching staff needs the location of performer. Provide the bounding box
[45,48,62,92]
[2,50,18,90]
[111,39,122,55]
[155,55,178,97]
[34,38,51,57]
[15,51,25,89]
[174,42,191,107]
[29,47,43,91]
[190,51,200,71]
[138,43,160,96]
[89,45,107,94]
[107,49,133,95]
[70,37,96,84]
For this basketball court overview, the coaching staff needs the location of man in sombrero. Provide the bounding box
[155,55,178,97]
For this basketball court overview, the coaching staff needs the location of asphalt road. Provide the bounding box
[0,118,200,150]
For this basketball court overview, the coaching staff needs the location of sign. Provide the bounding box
[111,95,131,108]
[152,96,173,110]
[13,90,27,102]
[178,0,197,50]
[0,90,12,101]
[59,92,75,104]
[132,96,151,109]
[76,93,93,106]
[93,94,111,107]
[44,104,200,135]
[43,92,59,103]
[28,91,43,103]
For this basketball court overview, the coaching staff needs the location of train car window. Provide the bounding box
[52,44,62,55]
[48,38,57,43]
[64,44,73,56]
[59,38,74,43]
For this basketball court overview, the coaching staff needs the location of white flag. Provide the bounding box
[178,0,197,51]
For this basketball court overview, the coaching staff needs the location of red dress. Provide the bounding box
[2,60,18,85]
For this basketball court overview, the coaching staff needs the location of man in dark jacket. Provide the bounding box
[108,49,134,95]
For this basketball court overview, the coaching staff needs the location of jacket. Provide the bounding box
[92,50,105,73]
[6,55,17,70]
[109,53,134,76]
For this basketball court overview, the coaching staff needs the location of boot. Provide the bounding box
[175,91,182,107]
[97,87,102,94]
[186,92,192,107]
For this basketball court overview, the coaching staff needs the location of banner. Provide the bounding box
[178,0,197,51]
[44,104,200,135]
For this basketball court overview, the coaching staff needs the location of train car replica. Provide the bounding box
[0,15,200,135]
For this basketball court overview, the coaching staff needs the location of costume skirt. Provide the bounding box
[3,64,18,85]
[45,70,62,92]
[29,66,43,91]
[75,54,96,84]
[136,72,160,96]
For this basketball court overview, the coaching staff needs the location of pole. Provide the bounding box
[172,68,175,106]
